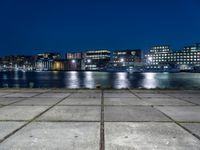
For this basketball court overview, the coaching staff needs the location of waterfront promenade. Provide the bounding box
[0,89,200,149]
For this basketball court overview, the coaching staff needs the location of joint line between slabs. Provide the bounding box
[100,89,105,150]
[153,106,200,142]
[0,92,74,144]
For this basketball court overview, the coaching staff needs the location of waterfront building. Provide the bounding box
[106,49,142,72]
[84,49,111,70]
[36,53,61,60]
[0,55,34,71]
[52,60,67,71]
[145,43,200,71]
[35,53,61,71]
[112,49,142,65]
[66,52,83,70]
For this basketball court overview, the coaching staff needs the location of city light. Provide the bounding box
[148,56,153,62]
[87,59,91,63]
[72,59,76,63]
[120,58,124,62]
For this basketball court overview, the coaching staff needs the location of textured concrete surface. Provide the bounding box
[140,98,193,106]
[104,98,147,106]
[105,122,200,150]
[13,97,62,106]
[0,97,25,105]
[0,122,100,150]
[59,98,101,106]
[104,106,170,122]
[3,92,39,98]
[37,106,101,121]
[0,122,26,140]
[181,123,200,137]
[0,106,49,120]
[0,89,200,150]
[156,106,200,122]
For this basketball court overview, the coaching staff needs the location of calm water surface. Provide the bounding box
[0,71,200,89]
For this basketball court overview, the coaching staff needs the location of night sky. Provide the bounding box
[0,0,200,56]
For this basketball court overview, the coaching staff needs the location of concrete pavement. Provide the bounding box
[0,89,200,149]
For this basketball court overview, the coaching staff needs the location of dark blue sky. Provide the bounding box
[0,0,200,56]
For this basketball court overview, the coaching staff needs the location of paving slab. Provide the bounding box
[3,93,39,98]
[181,97,200,105]
[0,121,26,141]
[0,93,9,97]
[104,98,147,106]
[49,89,77,93]
[37,106,101,121]
[58,98,101,106]
[14,89,49,93]
[104,106,171,122]
[136,93,172,98]
[104,93,136,98]
[104,90,131,93]
[77,90,101,93]
[0,106,49,120]
[181,123,200,138]
[69,93,101,98]
[156,106,200,122]
[131,90,159,94]
[0,98,25,105]
[141,98,193,106]
[105,122,200,150]
[0,90,20,93]
[166,93,200,98]
[12,97,61,106]
[35,93,70,98]
[0,122,100,150]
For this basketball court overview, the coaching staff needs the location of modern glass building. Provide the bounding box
[145,44,200,65]
[145,43,200,71]
[112,49,142,66]
[84,50,111,70]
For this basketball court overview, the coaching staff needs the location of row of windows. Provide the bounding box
[147,52,200,57]
[150,62,200,65]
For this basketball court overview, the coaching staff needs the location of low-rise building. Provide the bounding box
[84,49,111,70]
[65,52,83,70]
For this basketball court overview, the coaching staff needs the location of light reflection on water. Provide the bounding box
[114,72,129,89]
[66,71,80,88]
[84,72,95,89]
[0,71,200,89]
[142,73,157,89]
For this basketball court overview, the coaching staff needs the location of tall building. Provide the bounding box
[84,50,111,70]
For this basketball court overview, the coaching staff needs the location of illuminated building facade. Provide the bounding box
[112,49,142,66]
[66,52,83,70]
[0,55,34,71]
[84,50,111,70]
[145,44,200,71]
[35,53,61,71]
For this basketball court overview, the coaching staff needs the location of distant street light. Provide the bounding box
[120,58,124,62]
[87,59,91,63]
[72,59,76,63]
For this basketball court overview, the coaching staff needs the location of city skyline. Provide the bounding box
[0,0,200,56]
[0,42,199,57]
